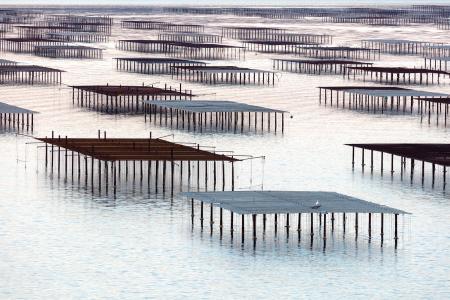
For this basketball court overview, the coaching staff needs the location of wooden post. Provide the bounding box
[252,214,256,240]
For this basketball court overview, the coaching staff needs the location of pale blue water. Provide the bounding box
[0,7,450,299]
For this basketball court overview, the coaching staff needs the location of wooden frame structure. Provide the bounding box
[170,66,275,85]
[115,57,206,74]
[185,191,409,249]
[0,102,36,131]
[35,134,243,195]
[424,45,450,58]
[44,14,113,26]
[34,45,103,59]
[57,22,112,35]
[158,32,222,44]
[0,59,16,66]
[121,20,167,30]
[46,31,109,43]
[344,66,450,85]
[361,39,441,55]
[0,65,63,85]
[0,37,65,53]
[347,143,450,189]
[273,59,372,75]
[121,20,204,33]
[71,84,194,113]
[117,40,245,60]
[318,86,448,114]
[296,46,380,60]
[259,33,332,44]
[0,22,14,32]
[243,40,318,54]
[15,25,79,38]
[221,26,286,40]
[424,57,450,72]
[142,100,286,133]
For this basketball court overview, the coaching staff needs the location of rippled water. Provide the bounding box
[1,9,450,299]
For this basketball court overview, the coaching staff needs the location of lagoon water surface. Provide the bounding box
[1,7,450,299]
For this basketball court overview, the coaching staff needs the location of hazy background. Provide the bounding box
[1,1,450,6]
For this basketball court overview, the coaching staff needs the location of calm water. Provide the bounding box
[1,8,450,299]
